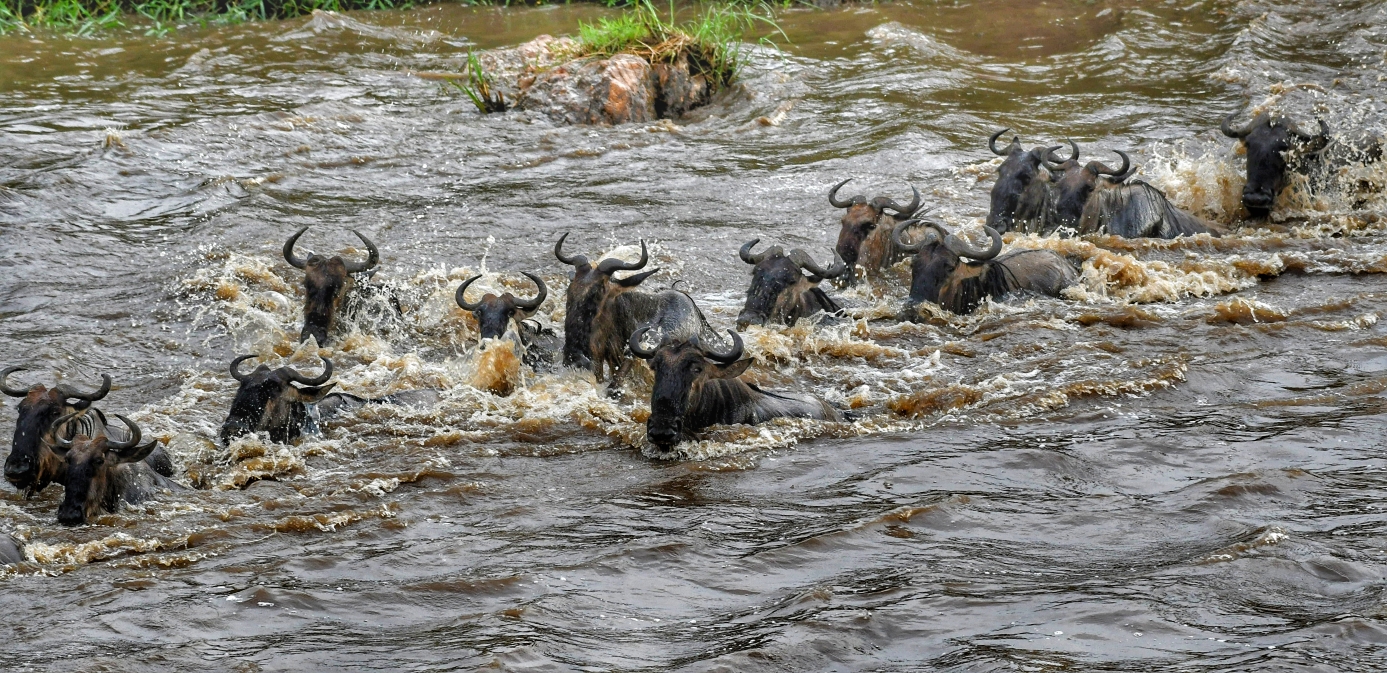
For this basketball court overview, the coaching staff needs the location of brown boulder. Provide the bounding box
[516,53,658,126]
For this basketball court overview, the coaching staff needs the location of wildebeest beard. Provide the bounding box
[219,355,335,445]
[735,240,846,329]
[1,367,111,496]
[1221,111,1331,217]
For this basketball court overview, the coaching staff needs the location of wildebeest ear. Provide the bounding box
[711,358,754,380]
[294,382,338,403]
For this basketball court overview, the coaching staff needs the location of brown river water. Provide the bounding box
[3,0,1387,669]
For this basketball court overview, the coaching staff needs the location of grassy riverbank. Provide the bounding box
[0,0,789,36]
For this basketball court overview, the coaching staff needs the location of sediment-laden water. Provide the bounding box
[2,0,1387,669]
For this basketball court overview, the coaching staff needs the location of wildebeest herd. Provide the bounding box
[1,111,1365,528]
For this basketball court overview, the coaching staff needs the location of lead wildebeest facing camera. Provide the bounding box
[829,179,922,285]
[1221,111,1332,218]
[554,233,660,375]
[628,327,842,454]
[987,129,1068,233]
[2,366,112,496]
[283,226,382,345]
[49,411,180,526]
[455,272,548,340]
[894,218,1078,316]
[735,240,846,329]
[220,355,336,445]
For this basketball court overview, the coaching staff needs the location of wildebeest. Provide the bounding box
[628,325,842,453]
[219,355,336,445]
[829,179,922,284]
[455,272,556,369]
[283,226,382,345]
[1015,148,1133,234]
[987,129,1069,233]
[3,367,112,496]
[893,218,1078,316]
[553,233,660,374]
[735,240,846,329]
[1220,111,1332,217]
[1078,179,1219,238]
[49,411,180,526]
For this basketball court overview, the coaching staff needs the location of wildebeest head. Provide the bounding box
[829,179,922,284]
[2,367,111,495]
[893,218,1005,314]
[629,327,748,452]
[455,272,548,340]
[1046,148,1133,227]
[219,355,335,446]
[50,412,153,526]
[735,240,846,329]
[988,129,1067,233]
[283,226,380,345]
[1221,112,1331,217]
[554,233,659,368]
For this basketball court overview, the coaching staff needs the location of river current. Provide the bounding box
[2,0,1387,669]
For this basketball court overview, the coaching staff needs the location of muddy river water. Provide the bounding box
[2,0,1387,669]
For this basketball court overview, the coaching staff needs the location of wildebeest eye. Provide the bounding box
[692,365,704,374]
[864,223,876,231]
[92,455,105,467]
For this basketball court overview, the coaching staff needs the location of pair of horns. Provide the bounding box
[229,355,333,386]
[554,233,651,275]
[991,128,1078,164]
[1,366,111,402]
[1081,149,1133,180]
[1043,139,1081,167]
[284,227,380,273]
[50,411,143,453]
[455,272,548,312]
[739,240,847,282]
[1222,111,1331,144]
[828,179,922,216]
[628,326,744,363]
[893,219,1003,261]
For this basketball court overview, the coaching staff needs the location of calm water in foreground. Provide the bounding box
[2,0,1387,669]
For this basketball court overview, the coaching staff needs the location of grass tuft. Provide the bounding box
[0,0,412,34]
[449,51,507,114]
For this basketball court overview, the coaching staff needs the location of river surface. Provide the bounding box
[2,0,1387,670]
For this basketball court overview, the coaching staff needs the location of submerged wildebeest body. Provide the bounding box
[735,240,847,329]
[628,323,841,453]
[1218,111,1381,218]
[283,226,385,345]
[829,179,922,284]
[0,368,174,497]
[220,355,337,445]
[554,233,660,378]
[1015,148,1215,239]
[49,412,181,526]
[455,272,557,368]
[0,534,22,565]
[987,130,1069,233]
[894,219,1078,316]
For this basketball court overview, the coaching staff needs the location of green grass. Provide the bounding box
[0,0,413,33]
[575,0,783,89]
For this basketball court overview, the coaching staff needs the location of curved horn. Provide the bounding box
[454,275,484,312]
[104,414,141,452]
[596,240,649,274]
[613,267,659,288]
[891,218,939,253]
[828,179,862,208]
[938,223,1003,261]
[512,272,548,312]
[1288,118,1331,148]
[789,249,847,281]
[628,326,658,359]
[283,226,310,269]
[286,357,332,387]
[739,239,768,265]
[1094,150,1131,178]
[50,411,82,452]
[1043,141,1076,170]
[229,355,257,383]
[989,128,1012,156]
[1221,112,1252,139]
[1059,139,1080,163]
[881,184,923,219]
[699,329,744,365]
[554,232,590,268]
[1,366,29,397]
[342,230,380,273]
[54,374,112,403]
